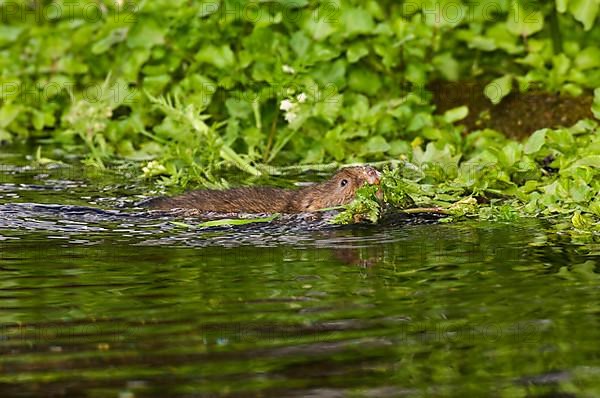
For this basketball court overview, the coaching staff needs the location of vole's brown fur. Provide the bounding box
[144,166,381,213]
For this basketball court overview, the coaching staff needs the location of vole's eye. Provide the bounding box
[340,179,348,187]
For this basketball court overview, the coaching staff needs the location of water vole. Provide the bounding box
[144,166,381,213]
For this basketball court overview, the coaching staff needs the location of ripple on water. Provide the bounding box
[1,162,600,397]
[1,202,433,248]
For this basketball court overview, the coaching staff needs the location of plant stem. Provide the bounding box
[263,113,278,163]
[401,207,448,215]
[549,6,563,54]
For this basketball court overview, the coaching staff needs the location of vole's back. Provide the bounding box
[144,187,295,213]
[142,165,381,214]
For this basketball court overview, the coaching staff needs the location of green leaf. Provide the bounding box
[567,155,600,169]
[313,93,343,124]
[484,75,513,105]
[0,129,12,143]
[290,31,311,57]
[347,42,369,63]
[556,0,568,13]
[196,45,235,69]
[0,103,20,128]
[226,98,252,119]
[331,185,381,224]
[32,109,45,130]
[569,0,599,30]
[486,23,522,54]
[593,88,600,120]
[408,113,433,132]
[575,46,600,69]
[0,25,23,46]
[443,106,469,123]
[170,221,194,228]
[219,145,262,177]
[498,141,523,168]
[342,7,376,37]
[348,68,382,95]
[422,0,466,27]
[198,214,280,227]
[276,0,309,7]
[363,136,391,154]
[523,129,547,154]
[447,197,478,217]
[143,74,171,95]
[572,211,593,229]
[507,1,544,36]
[302,5,337,41]
[433,52,460,80]
[311,59,346,88]
[127,19,166,49]
[92,28,128,54]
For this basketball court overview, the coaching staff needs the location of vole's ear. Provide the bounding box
[365,167,381,185]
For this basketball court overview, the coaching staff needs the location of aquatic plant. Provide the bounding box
[335,119,600,232]
[1,0,600,225]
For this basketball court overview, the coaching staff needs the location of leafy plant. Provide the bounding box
[1,0,600,224]
[334,119,600,225]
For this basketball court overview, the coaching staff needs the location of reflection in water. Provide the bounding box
[1,163,599,397]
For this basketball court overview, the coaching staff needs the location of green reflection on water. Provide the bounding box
[1,221,599,397]
[1,158,599,397]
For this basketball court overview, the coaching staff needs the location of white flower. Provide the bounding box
[284,111,298,123]
[280,99,294,111]
[297,92,307,103]
[282,64,296,74]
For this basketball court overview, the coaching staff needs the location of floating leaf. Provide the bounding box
[170,221,195,228]
[198,214,280,228]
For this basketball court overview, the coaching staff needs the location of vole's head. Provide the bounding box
[301,166,381,211]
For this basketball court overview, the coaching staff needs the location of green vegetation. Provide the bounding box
[171,213,281,228]
[1,0,600,224]
[335,119,600,233]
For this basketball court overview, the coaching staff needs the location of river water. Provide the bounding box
[1,152,599,397]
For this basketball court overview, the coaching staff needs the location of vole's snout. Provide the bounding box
[365,167,381,185]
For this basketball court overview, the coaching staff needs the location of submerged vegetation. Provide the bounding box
[1,0,600,225]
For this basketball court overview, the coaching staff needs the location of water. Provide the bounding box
[1,154,599,397]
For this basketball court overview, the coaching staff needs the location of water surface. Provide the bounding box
[1,156,599,397]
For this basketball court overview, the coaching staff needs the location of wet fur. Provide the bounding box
[145,187,294,213]
[144,166,379,213]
